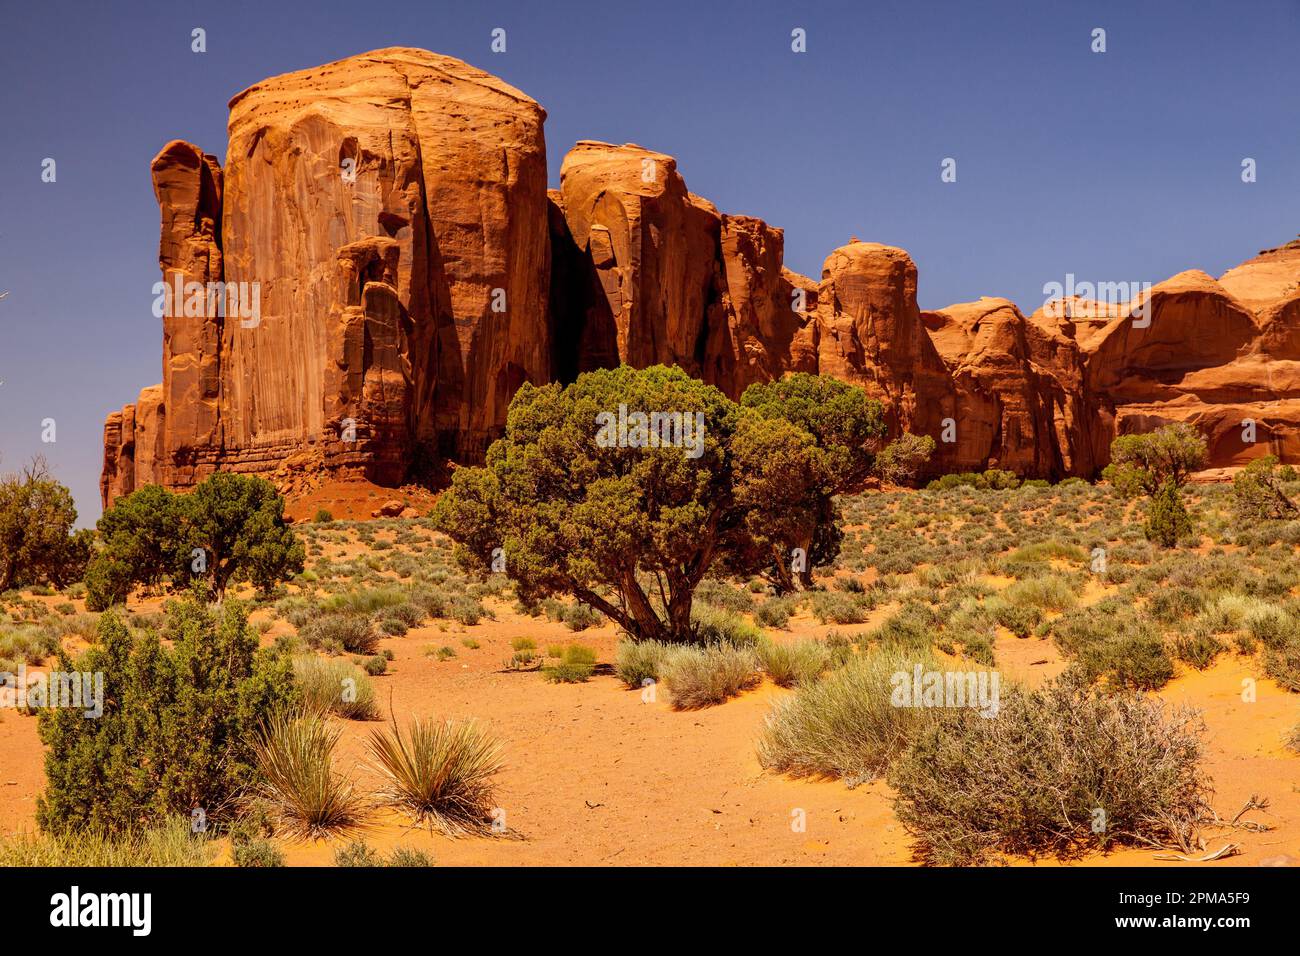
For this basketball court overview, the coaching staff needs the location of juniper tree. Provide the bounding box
[1102,423,1206,548]
[434,366,862,641]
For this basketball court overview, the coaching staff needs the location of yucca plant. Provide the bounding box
[251,710,367,839]
[366,718,504,836]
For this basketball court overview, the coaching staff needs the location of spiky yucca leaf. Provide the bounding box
[366,718,504,836]
[251,710,366,839]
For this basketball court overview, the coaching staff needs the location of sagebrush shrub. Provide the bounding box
[756,638,830,687]
[889,676,1211,865]
[614,639,671,689]
[293,654,377,720]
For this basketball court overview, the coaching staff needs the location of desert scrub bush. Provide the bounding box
[299,612,379,656]
[1172,631,1224,670]
[809,590,871,625]
[660,643,760,709]
[333,840,434,867]
[937,601,996,665]
[756,637,830,687]
[984,597,1041,639]
[561,602,602,631]
[695,578,757,613]
[232,837,284,867]
[542,644,598,683]
[366,718,504,836]
[1264,639,1300,692]
[333,839,383,866]
[889,676,1211,865]
[1006,540,1088,565]
[691,604,762,646]
[0,622,60,664]
[614,639,672,689]
[387,846,435,866]
[757,646,945,784]
[250,710,366,838]
[869,601,941,653]
[410,585,449,618]
[363,654,388,676]
[1049,601,1174,691]
[293,655,377,720]
[37,600,296,835]
[0,817,214,867]
[1002,574,1079,612]
[1286,720,1300,753]
[1146,586,1207,623]
[926,469,1021,491]
[755,594,797,628]
[448,594,488,626]
[318,587,403,615]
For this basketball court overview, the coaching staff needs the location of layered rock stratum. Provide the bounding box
[101,47,1300,505]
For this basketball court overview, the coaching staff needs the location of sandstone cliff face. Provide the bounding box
[104,48,554,504]
[702,215,808,397]
[153,140,224,486]
[222,47,551,471]
[556,142,720,376]
[922,298,1096,479]
[101,49,1300,507]
[1074,244,1300,469]
[797,243,958,470]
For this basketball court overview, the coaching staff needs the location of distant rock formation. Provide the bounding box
[100,48,1300,506]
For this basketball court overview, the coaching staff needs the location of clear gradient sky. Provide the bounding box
[2,0,1298,523]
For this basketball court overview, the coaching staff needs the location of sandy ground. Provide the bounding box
[3,594,1296,867]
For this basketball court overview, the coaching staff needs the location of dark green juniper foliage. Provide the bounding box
[434,366,874,642]
[1102,423,1206,548]
[86,473,304,609]
[0,459,92,592]
[37,599,297,835]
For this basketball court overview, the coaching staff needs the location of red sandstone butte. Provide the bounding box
[101,48,1300,507]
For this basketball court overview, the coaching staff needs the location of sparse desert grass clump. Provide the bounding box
[660,643,760,709]
[293,654,377,720]
[542,643,598,683]
[757,646,945,784]
[809,590,873,625]
[614,638,672,689]
[889,676,1211,865]
[250,710,367,838]
[0,817,215,867]
[367,718,505,836]
[756,637,831,687]
[691,604,762,646]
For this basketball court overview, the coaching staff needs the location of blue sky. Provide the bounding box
[2,0,1298,522]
